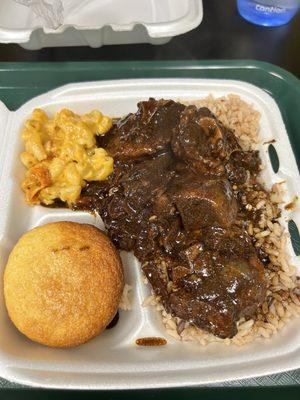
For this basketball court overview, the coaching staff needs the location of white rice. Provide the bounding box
[119,283,132,311]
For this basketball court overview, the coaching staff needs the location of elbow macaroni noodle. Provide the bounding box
[20,108,113,205]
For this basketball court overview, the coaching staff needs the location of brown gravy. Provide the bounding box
[136,337,167,346]
[74,99,268,339]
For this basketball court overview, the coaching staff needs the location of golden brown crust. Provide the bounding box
[4,222,124,348]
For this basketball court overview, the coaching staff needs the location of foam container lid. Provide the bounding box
[0,78,299,389]
[0,0,203,49]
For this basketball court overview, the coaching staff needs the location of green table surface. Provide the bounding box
[0,60,299,397]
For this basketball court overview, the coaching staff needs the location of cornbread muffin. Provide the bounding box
[4,222,124,348]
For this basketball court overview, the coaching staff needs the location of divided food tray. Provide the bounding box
[0,77,299,390]
[0,0,203,49]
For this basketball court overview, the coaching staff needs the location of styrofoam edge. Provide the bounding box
[0,100,13,247]
[1,346,299,390]
[1,77,300,389]
[0,101,9,200]
[0,0,202,43]
[0,101,9,163]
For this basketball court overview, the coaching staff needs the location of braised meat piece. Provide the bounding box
[202,226,254,256]
[171,106,240,174]
[102,153,174,253]
[76,98,267,339]
[169,282,238,338]
[120,152,174,211]
[168,173,237,231]
[168,233,266,338]
[99,99,185,160]
[177,246,218,282]
[219,256,266,318]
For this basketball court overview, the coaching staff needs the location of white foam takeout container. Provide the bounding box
[0,0,203,50]
[0,78,300,389]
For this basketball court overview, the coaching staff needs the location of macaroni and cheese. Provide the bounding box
[20,108,113,205]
